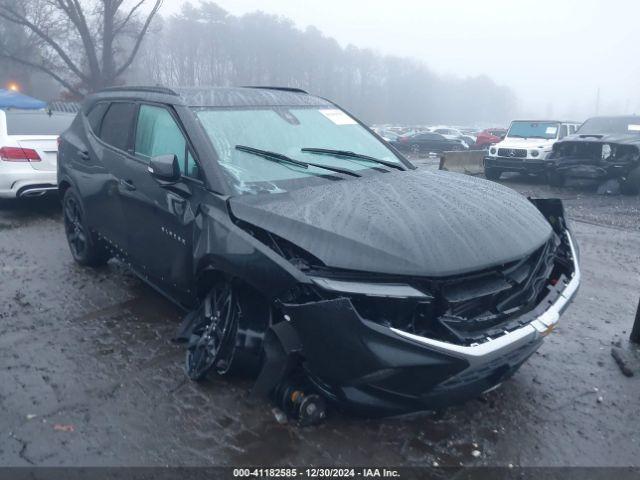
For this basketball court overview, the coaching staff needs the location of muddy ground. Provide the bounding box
[1,164,639,467]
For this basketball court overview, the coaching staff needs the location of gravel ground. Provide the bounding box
[1,165,639,467]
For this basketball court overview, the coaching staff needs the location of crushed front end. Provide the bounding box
[548,139,640,183]
[269,199,580,416]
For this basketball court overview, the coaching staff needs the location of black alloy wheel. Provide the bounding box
[62,189,110,267]
[186,282,240,381]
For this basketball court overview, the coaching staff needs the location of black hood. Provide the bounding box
[229,169,552,277]
[559,133,640,146]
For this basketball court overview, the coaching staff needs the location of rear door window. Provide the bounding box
[5,112,74,135]
[99,102,137,151]
[134,104,187,171]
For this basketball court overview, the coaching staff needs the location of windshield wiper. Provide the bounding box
[301,148,406,171]
[235,145,361,177]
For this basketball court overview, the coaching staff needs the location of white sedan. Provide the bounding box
[431,127,477,146]
[0,109,74,198]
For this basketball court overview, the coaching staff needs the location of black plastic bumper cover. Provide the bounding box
[484,156,549,174]
[283,298,542,416]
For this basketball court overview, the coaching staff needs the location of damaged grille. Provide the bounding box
[498,148,527,158]
[434,236,559,344]
[241,214,573,348]
[305,233,570,347]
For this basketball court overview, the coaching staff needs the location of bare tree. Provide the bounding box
[0,0,162,96]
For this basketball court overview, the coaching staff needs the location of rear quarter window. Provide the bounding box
[5,112,74,135]
[98,102,137,151]
[87,102,109,133]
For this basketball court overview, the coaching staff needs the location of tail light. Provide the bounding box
[400,136,409,142]
[0,146,41,162]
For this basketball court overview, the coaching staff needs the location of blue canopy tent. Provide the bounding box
[0,89,47,110]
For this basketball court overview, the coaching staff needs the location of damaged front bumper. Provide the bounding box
[484,156,550,174]
[548,141,640,181]
[281,233,580,416]
[553,159,633,180]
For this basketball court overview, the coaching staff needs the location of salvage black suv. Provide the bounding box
[58,86,580,418]
[547,115,640,193]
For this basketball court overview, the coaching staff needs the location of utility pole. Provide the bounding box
[595,87,600,115]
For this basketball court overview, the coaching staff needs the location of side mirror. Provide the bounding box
[148,154,181,183]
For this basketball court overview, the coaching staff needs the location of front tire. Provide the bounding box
[63,188,110,267]
[621,166,640,195]
[484,167,502,181]
[186,282,240,381]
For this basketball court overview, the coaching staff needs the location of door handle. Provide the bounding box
[78,150,90,161]
[119,179,136,191]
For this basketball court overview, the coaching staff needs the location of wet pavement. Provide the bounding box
[1,167,639,467]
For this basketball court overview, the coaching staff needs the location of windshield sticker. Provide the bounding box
[545,126,558,135]
[628,124,640,131]
[319,109,358,125]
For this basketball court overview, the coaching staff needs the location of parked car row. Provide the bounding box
[374,124,508,154]
[483,117,640,194]
[389,131,468,154]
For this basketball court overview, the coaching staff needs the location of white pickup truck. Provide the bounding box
[483,120,581,180]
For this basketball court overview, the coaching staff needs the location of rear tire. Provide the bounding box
[63,188,110,267]
[484,167,502,181]
[621,166,640,195]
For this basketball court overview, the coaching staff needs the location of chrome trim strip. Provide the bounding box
[18,186,58,197]
[310,277,432,299]
[390,232,580,361]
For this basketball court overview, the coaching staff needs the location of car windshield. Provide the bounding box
[577,117,640,135]
[5,111,74,135]
[195,106,403,194]
[507,121,559,140]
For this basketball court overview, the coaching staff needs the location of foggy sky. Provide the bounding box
[163,0,640,120]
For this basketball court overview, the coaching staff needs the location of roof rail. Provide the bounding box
[242,86,309,94]
[97,85,179,96]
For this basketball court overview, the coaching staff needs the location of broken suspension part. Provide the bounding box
[275,380,327,426]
